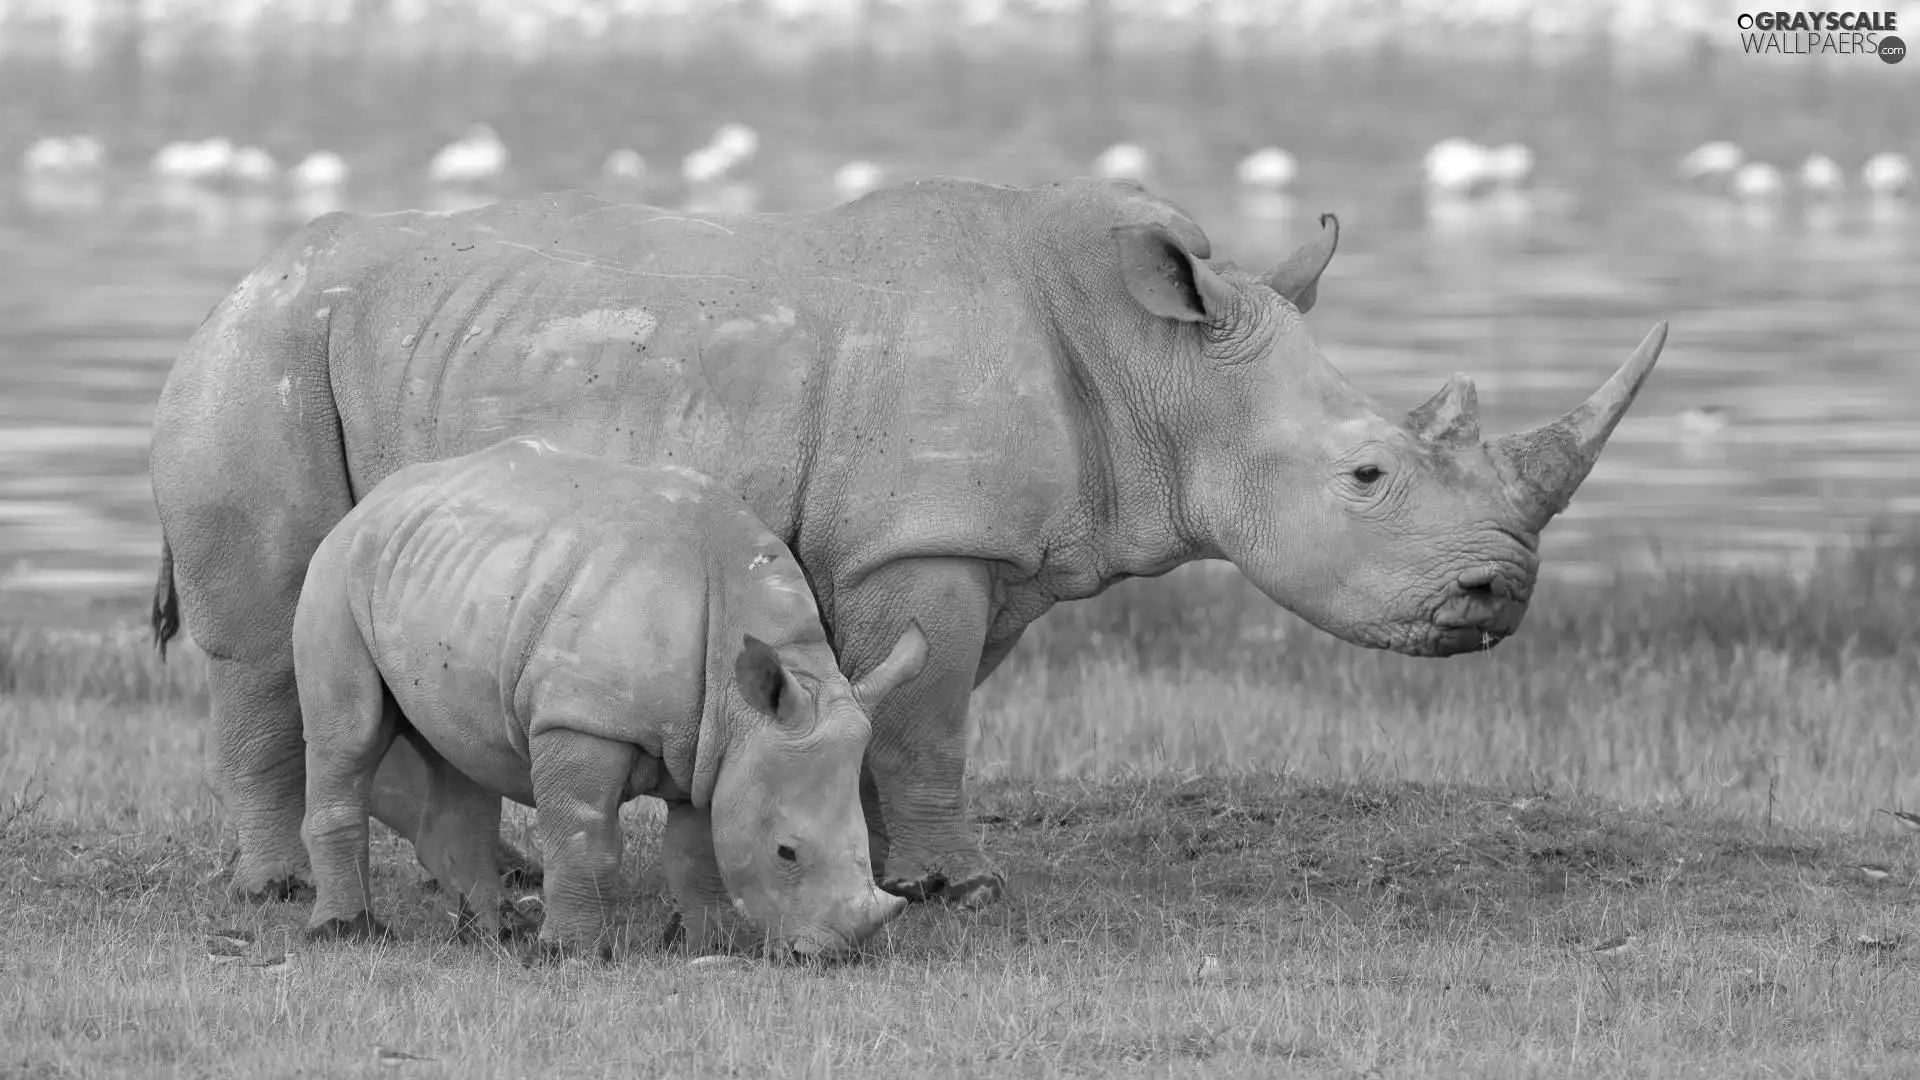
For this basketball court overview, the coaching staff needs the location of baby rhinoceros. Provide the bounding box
[292,436,925,960]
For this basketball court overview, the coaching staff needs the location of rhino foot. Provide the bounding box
[942,871,1006,911]
[453,897,541,944]
[305,911,393,944]
[878,871,947,904]
[879,868,1005,909]
[227,873,316,906]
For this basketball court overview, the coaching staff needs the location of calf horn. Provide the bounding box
[1487,322,1669,529]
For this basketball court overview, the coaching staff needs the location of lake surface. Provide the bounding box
[2,52,1918,605]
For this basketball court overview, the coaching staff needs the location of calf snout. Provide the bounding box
[778,886,909,961]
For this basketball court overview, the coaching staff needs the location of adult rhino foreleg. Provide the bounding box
[833,558,1004,909]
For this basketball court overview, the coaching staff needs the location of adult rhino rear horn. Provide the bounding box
[1485,321,1671,530]
[1406,373,1482,450]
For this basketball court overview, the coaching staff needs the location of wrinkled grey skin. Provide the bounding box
[148,176,1667,912]
[295,437,921,958]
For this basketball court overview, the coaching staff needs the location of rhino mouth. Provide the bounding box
[1426,596,1529,655]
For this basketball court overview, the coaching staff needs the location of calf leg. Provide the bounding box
[529,728,636,958]
[370,743,545,891]
[395,730,524,942]
[294,582,398,942]
[831,557,1004,909]
[660,803,752,954]
[204,656,315,902]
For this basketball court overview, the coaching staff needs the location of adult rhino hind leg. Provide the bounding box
[836,558,1004,910]
[149,265,356,904]
[204,656,319,903]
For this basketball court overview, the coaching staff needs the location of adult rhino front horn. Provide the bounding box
[148,176,1667,915]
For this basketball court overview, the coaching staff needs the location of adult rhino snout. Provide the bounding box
[1485,322,1669,531]
[1428,558,1538,654]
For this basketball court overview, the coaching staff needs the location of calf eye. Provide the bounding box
[776,844,798,862]
[1353,466,1384,485]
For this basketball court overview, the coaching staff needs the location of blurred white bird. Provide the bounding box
[289,151,349,190]
[21,134,105,176]
[831,159,885,202]
[1483,142,1534,190]
[1422,137,1490,196]
[1676,405,1731,443]
[1797,153,1844,197]
[680,145,733,187]
[1091,142,1151,183]
[151,137,235,184]
[711,122,758,162]
[227,145,279,187]
[601,148,646,183]
[1677,140,1745,184]
[1862,151,1911,197]
[681,123,759,187]
[1234,146,1297,190]
[428,124,508,187]
[1730,161,1783,201]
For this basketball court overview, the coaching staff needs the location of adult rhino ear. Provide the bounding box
[735,634,795,720]
[1262,212,1339,314]
[1111,223,1235,324]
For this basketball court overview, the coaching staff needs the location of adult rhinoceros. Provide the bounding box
[149,176,1667,912]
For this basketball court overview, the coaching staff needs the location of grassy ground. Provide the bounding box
[3,526,1919,1077]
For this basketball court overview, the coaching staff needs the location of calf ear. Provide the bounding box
[735,635,791,719]
[1111,223,1234,324]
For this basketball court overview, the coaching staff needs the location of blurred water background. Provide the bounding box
[0,0,1916,604]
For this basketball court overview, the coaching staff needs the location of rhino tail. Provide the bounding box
[151,535,180,662]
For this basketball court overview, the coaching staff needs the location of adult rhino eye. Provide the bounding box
[777,844,798,862]
[1353,465,1384,485]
